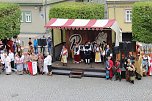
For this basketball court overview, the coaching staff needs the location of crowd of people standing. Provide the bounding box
[0,36,152,85]
[0,36,53,76]
[60,41,152,84]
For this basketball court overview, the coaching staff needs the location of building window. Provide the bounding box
[125,10,132,22]
[21,12,24,22]
[25,12,32,23]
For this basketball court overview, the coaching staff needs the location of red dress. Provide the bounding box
[148,59,152,76]
[109,60,114,78]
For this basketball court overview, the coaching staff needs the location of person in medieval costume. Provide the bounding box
[1,51,5,71]
[84,42,92,64]
[38,55,44,74]
[105,45,112,61]
[46,53,52,76]
[135,54,143,80]
[148,54,152,76]
[4,53,12,75]
[95,44,102,63]
[105,56,113,80]
[80,44,85,62]
[127,61,136,84]
[23,52,31,74]
[30,52,38,75]
[8,50,15,71]
[105,58,109,79]
[43,55,48,74]
[126,59,133,82]
[73,44,81,63]
[15,53,24,75]
[128,52,135,64]
[142,54,149,76]
[60,45,68,66]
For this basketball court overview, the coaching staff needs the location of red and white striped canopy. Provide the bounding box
[45,18,116,30]
[45,18,122,46]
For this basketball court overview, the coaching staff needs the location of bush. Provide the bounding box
[132,2,152,43]
[49,2,104,19]
[0,3,21,39]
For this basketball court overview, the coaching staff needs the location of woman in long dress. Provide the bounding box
[135,54,143,79]
[73,44,80,63]
[4,53,12,75]
[38,55,44,74]
[60,45,68,66]
[95,45,102,63]
[148,55,152,76]
[142,54,149,76]
[43,56,48,74]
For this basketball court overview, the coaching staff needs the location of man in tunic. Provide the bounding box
[105,45,112,60]
[84,42,92,64]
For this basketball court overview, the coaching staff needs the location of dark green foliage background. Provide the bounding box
[0,3,21,39]
[132,2,152,43]
[49,2,104,19]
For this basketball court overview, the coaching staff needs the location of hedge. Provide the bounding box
[49,2,104,19]
[132,2,152,43]
[0,3,21,39]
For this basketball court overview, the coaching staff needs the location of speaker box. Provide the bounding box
[41,39,47,46]
[38,39,42,46]
[119,41,136,52]
[119,42,128,51]
[131,41,136,52]
[113,46,119,54]
[119,42,123,50]
[38,39,47,46]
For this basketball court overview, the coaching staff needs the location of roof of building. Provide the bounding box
[107,0,152,2]
[0,0,43,3]
[0,0,66,5]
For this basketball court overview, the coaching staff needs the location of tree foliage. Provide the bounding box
[49,2,104,19]
[132,2,152,43]
[0,3,21,39]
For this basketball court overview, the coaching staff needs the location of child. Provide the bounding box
[115,60,121,81]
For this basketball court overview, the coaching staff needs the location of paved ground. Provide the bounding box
[0,73,152,101]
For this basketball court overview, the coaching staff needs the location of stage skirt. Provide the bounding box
[61,55,67,63]
[95,52,101,62]
[28,61,37,75]
[74,55,81,62]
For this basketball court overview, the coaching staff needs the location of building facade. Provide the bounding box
[107,0,138,41]
[1,0,69,34]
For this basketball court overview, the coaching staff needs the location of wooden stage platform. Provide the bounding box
[52,60,106,78]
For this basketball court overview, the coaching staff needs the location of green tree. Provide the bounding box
[0,3,21,39]
[132,2,152,43]
[49,2,104,19]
